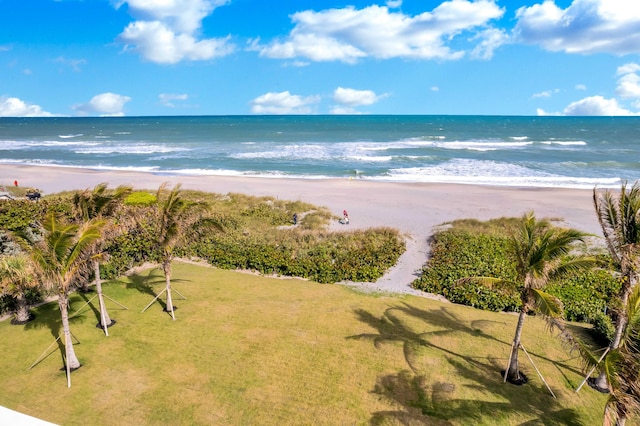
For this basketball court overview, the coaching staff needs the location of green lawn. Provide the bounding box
[0,261,613,425]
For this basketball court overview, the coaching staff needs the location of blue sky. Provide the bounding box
[1,0,639,116]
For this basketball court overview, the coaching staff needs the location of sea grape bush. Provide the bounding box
[412,221,620,333]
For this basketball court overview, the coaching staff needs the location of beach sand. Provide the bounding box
[3,165,603,297]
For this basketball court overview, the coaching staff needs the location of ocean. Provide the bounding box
[1,115,639,189]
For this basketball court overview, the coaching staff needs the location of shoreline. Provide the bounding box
[2,164,604,296]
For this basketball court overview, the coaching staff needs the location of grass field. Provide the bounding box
[0,261,614,425]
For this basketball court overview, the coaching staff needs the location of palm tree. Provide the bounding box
[596,285,640,425]
[146,183,205,320]
[461,211,594,384]
[0,254,38,324]
[72,183,132,334]
[16,212,105,387]
[590,181,640,392]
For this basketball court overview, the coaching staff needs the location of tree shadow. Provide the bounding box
[73,291,102,327]
[124,267,164,299]
[24,296,84,370]
[124,268,189,314]
[349,303,585,425]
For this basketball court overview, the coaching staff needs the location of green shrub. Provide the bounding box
[412,219,620,324]
[0,188,405,287]
[413,229,519,311]
[190,227,404,284]
[590,311,615,346]
[546,269,620,323]
[125,191,156,206]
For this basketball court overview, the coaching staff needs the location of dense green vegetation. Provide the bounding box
[0,187,405,315]
[412,217,620,343]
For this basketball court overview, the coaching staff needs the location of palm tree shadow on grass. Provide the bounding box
[24,296,85,371]
[350,303,583,425]
[124,267,189,314]
[72,280,130,328]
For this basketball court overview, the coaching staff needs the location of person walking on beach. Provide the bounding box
[342,209,349,224]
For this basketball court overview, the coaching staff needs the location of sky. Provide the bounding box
[1,0,640,117]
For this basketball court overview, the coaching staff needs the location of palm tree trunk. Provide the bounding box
[58,291,81,372]
[593,281,633,392]
[163,259,175,320]
[94,259,112,335]
[505,309,527,384]
[14,292,31,324]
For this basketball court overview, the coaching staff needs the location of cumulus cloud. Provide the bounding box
[250,91,320,114]
[73,92,132,116]
[470,27,509,60]
[257,1,505,63]
[333,87,384,107]
[514,0,640,55]
[538,96,638,116]
[331,87,387,114]
[159,93,188,107]
[616,63,640,99]
[531,88,559,98]
[115,0,234,64]
[0,96,55,117]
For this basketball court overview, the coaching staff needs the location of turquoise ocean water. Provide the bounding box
[1,115,639,188]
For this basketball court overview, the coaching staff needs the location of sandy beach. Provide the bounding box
[3,164,603,296]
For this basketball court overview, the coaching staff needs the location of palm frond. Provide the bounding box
[531,288,563,318]
[455,276,516,295]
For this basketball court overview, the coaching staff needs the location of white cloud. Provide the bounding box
[119,21,233,64]
[615,63,640,99]
[431,86,440,92]
[470,27,509,60]
[514,0,640,55]
[250,91,320,114]
[540,95,638,116]
[617,63,640,75]
[54,56,87,72]
[333,87,384,107]
[386,0,402,8]
[114,0,229,33]
[330,106,361,114]
[258,1,505,63]
[575,84,587,91]
[0,96,55,117]
[73,92,132,116]
[115,0,234,64]
[159,93,188,107]
[532,88,559,98]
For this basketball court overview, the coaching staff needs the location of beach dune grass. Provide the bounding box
[0,262,609,425]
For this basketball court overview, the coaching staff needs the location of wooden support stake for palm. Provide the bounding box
[575,347,610,393]
[503,341,516,383]
[71,293,129,336]
[520,343,556,398]
[28,332,81,371]
[141,287,186,316]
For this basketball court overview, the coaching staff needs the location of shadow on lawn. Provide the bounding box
[349,303,583,425]
[24,297,84,371]
[124,267,189,315]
